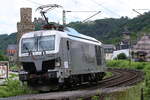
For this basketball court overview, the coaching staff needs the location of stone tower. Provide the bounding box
[17,8,35,42]
[20,8,32,23]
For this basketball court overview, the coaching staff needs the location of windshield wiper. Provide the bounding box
[24,44,36,60]
[39,44,46,55]
[23,44,33,56]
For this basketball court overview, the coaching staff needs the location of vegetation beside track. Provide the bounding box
[0,72,37,98]
[0,60,148,98]
[107,60,150,100]
[104,72,113,79]
[0,79,37,97]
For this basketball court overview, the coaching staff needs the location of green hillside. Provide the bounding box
[68,17,129,44]
[0,12,150,53]
[0,33,16,54]
[68,12,150,44]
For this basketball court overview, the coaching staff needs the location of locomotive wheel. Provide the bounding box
[65,78,73,88]
[58,83,65,90]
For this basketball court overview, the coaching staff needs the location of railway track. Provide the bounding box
[1,68,144,100]
[100,68,144,88]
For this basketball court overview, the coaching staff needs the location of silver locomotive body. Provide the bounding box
[18,27,106,89]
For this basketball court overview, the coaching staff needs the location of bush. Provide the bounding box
[91,96,99,100]
[116,53,128,60]
[107,60,130,68]
[0,54,8,61]
[10,65,20,72]
[0,79,37,97]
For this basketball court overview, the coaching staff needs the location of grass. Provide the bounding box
[0,71,37,98]
[0,79,37,98]
[91,96,99,100]
[9,73,18,79]
[9,65,20,72]
[104,72,113,79]
[107,60,150,69]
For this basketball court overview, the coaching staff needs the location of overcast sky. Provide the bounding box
[0,0,150,34]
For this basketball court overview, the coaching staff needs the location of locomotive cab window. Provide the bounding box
[21,38,37,53]
[38,35,55,51]
[21,35,55,53]
[95,45,102,65]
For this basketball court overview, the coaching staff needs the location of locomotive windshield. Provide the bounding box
[38,36,55,51]
[21,35,55,53]
[21,38,36,53]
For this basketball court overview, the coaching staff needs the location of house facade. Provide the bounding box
[103,44,116,60]
[6,44,17,62]
[132,35,150,62]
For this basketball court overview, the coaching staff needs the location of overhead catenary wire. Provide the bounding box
[65,11,100,12]
[24,0,43,6]
[88,0,121,18]
[132,9,142,15]
[63,10,101,25]
[132,9,150,15]
[83,11,101,22]
[23,0,120,23]
[135,9,150,10]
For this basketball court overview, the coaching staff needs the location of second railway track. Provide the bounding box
[1,68,144,100]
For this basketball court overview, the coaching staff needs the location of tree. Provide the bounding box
[0,51,8,61]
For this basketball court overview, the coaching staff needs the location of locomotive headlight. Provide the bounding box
[19,71,28,75]
[55,58,61,67]
[55,62,61,67]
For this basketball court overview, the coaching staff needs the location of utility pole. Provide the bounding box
[122,28,131,66]
[62,10,66,26]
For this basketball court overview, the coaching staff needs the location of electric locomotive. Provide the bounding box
[18,25,106,90]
